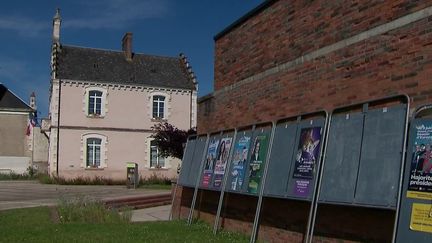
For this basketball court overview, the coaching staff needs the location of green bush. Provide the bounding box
[0,166,38,180]
[57,197,131,224]
[38,175,126,185]
[140,173,172,186]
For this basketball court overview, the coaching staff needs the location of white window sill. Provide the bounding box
[85,167,104,171]
[149,167,169,171]
[151,118,167,122]
[87,114,105,119]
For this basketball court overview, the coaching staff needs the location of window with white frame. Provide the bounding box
[88,90,103,115]
[150,140,165,168]
[86,138,102,167]
[152,95,165,119]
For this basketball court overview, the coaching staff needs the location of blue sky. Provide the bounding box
[0,0,262,118]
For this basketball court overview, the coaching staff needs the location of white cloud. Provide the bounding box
[0,16,47,37]
[64,0,169,29]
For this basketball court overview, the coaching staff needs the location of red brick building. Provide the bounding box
[173,0,432,242]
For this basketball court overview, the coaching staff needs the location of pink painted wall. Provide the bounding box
[56,83,192,180]
[60,84,192,130]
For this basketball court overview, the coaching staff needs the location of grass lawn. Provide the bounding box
[138,184,172,190]
[0,207,248,243]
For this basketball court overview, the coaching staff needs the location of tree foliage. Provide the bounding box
[151,122,196,159]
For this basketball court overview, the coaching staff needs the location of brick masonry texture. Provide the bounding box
[202,0,432,133]
[189,0,432,242]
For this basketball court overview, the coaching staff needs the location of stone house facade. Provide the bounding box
[46,10,197,180]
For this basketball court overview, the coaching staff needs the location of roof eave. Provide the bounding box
[214,0,278,41]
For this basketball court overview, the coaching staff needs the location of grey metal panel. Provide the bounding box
[243,127,272,196]
[178,137,197,186]
[225,130,253,193]
[286,118,325,200]
[185,136,207,187]
[396,118,432,243]
[319,112,363,204]
[355,104,407,207]
[263,121,298,198]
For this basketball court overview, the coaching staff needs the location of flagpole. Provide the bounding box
[31,122,35,170]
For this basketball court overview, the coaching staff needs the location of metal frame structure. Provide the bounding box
[308,95,410,243]
[176,95,410,243]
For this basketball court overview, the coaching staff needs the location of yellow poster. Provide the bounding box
[407,191,432,200]
[410,203,432,233]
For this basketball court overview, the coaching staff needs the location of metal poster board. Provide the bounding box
[185,135,208,187]
[251,112,328,243]
[289,125,323,199]
[213,136,233,189]
[318,111,363,204]
[354,104,407,207]
[227,129,253,193]
[200,135,220,189]
[177,136,197,186]
[263,120,298,198]
[310,95,409,243]
[199,132,234,191]
[396,105,432,243]
[247,133,270,194]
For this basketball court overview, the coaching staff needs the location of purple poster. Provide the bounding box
[292,127,322,197]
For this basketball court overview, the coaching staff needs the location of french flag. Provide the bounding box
[26,112,37,136]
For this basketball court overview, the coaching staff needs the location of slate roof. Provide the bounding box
[56,45,196,90]
[0,83,33,112]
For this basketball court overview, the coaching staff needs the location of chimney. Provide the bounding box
[122,32,133,62]
[52,8,61,44]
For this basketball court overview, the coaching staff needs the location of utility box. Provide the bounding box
[126,162,139,189]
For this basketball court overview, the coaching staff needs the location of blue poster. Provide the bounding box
[230,136,251,191]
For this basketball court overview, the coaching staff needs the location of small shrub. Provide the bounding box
[140,173,172,186]
[0,168,36,181]
[38,175,125,185]
[57,197,131,223]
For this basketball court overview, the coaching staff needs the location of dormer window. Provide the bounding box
[88,90,102,115]
[152,95,165,119]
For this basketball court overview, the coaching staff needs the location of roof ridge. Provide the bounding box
[61,44,180,60]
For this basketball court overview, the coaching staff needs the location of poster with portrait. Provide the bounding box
[213,137,233,188]
[247,135,269,194]
[201,139,219,187]
[230,136,251,191]
[407,122,432,200]
[292,127,322,197]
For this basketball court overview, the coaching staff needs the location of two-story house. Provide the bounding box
[46,10,197,180]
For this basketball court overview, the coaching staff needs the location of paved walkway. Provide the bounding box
[0,180,169,211]
[131,204,171,222]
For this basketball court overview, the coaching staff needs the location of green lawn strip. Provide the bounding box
[0,207,248,243]
[138,184,172,190]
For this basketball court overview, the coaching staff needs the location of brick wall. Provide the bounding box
[215,0,432,91]
[202,0,432,133]
[189,0,432,242]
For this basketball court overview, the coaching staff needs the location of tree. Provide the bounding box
[151,122,196,159]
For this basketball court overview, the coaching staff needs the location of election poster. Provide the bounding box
[292,127,322,197]
[201,139,219,187]
[230,136,251,191]
[213,137,233,188]
[407,122,432,200]
[247,135,269,194]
